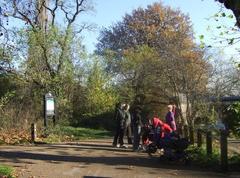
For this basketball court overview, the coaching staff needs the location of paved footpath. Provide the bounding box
[0,139,239,178]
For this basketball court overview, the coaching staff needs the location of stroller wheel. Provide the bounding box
[148,151,153,157]
[146,143,157,155]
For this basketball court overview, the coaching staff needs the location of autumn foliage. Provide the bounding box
[97,2,210,125]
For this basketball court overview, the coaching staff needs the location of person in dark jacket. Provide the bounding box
[112,102,126,147]
[132,105,143,151]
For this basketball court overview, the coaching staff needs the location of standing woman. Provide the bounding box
[123,104,132,144]
[165,105,177,132]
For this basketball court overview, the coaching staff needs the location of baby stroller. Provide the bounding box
[142,124,189,163]
[158,135,189,163]
[142,124,157,153]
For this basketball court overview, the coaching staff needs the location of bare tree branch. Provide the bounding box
[12,0,35,29]
[51,0,59,26]
[60,3,71,23]
[69,0,85,26]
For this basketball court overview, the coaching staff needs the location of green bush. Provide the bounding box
[187,145,240,171]
[223,102,240,137]
[0,165,14,178]
[229,153,240,171]
[187,145,220,168]
[229,154,240,164]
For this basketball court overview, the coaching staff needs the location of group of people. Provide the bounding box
[112,102,177,151]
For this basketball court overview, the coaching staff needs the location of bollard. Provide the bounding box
[220,129,228,171]
[53,115,56,127]
[31,123,37,143]
[197,129,202,147]
[206,131,212,155]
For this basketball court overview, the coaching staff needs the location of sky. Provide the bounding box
[81,0,239,61]
[1,0,237,61]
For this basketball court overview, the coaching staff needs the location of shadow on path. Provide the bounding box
[0,141,235,176]
[34,143,130,153]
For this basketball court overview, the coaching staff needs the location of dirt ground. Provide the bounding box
[0,139,239,178]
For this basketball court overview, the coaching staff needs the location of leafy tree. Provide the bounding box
[0,45,16,98]
[0,0,93,127]
[216,0,240,28]
[97,2,195,98]
[97,2,210,127]
[225,102,240,136]
[84,57,118,117]
[14,26,88,124]
[207,55,240,97]
[97,2,193,58]
[0,45,14,74]
[105,45,160,103]
[211,1,240,69]
[0,0,93,33]
[167,48,210,125]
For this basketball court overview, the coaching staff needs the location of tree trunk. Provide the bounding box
[189,125,194,144]
[197,129,202,147]
[37,0,49,32]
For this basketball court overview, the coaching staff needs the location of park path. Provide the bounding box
[0,139,239,178]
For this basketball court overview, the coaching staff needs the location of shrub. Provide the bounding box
[0,165,14,178]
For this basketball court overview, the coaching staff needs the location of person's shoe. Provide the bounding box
[116,144,120,148]
[120,145,128,148]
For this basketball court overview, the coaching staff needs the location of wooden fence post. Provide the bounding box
[220,129,228,171]
[31,123,37,143]
[197,129,202,147]
[206,131,212,155]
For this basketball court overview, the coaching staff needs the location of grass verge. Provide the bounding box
[41,125,112,143]
[0,165,14,178]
